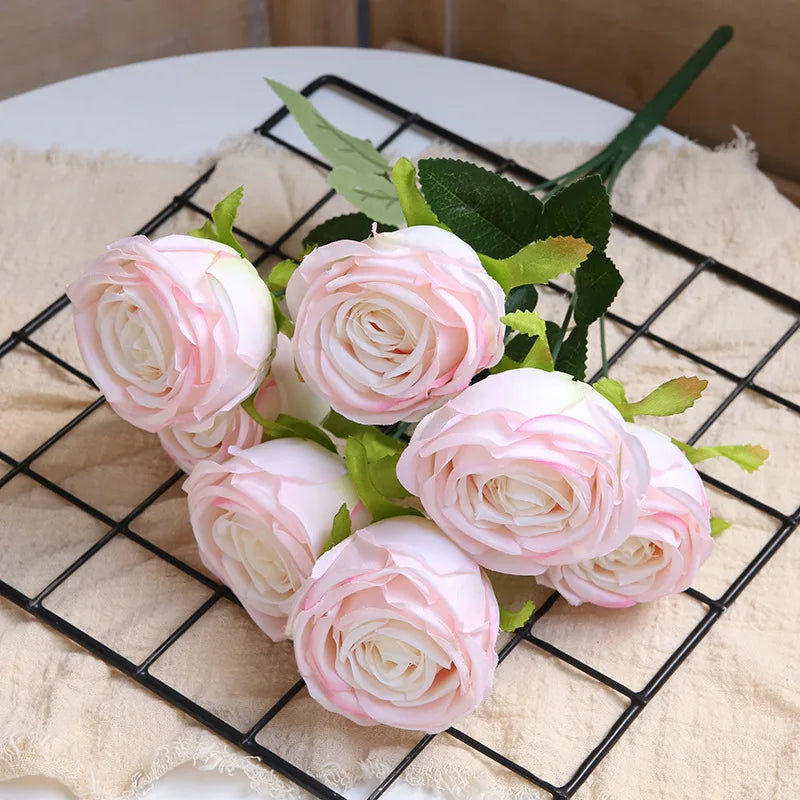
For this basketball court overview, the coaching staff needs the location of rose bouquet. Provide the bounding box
[66,27,768,734]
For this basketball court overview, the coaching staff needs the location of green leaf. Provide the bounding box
[345,437,421,522]
[368,453,410,499]
[417,158,543,258]
[505,284,538,316]
[555,324,589,381]
[321,503,353,554]
[710,516,731,538]
[322,409,367,439]
[672,440,769,473]
[593,377,629,415]
[499,600,535,632]
[573,251,623,325]
[302,212,397,250]
[189,186,248,259]
[241,394,336,453]
[266,259,298,293]
[327,166,404,226]
[545,320,564,354]
[501,310,553,371]
[271,293,294,338]
[391,158,442,227]
[266,79,390,176]
[480,236,593,294]
[536,175,612,252]
[626,376,707,418]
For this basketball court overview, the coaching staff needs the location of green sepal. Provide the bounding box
[672,440,769,473]
[241,394,336,453]
[417,158,543,258]
[266,259,298,293]
[593,377,630,417]
[391,158,442,228]
[480,236,593,294]
[321,503,353,554]
[593,376,707,422]
[500,310,553,371]
[345,437,421,522]
[499,600,535,632]
[271,293,295,338]
[302,212,397,250]
[189,186,248,259]
[710,516,731,538]
[369,453,410,499]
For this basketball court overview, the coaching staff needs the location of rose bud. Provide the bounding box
[285,226,505,425]
[184,438,364,641]
[396,369,650,575]
[68,234,276,433]
[539,425,713,606]
[290,516,499,733]
[158,333,328,473]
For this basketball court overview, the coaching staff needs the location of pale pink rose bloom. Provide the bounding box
[285,226,505,425]
[184,439,363,641]
[68,234,276,433]
[158,333,328,473]
[290,516,499,733]
[396,369,650,575]
[539,425,713,607]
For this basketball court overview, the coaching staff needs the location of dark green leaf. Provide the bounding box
[505,285,538,316]
[302,212,397,250]
[499,600,535,632]
[504,332,535,362]
[266,259,298,293]
[555,324,589,380]
[417,158,543,258]
[545,320,564,354]
[573,251,623,325]
[321,503,353,554]
[536,175,612,252]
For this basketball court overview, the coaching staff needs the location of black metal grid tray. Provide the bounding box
[1,75,798,800]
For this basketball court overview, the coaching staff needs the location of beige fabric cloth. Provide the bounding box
[0,136,798,800]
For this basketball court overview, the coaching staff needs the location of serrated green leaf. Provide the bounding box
[545,320,564,354]
[271,293,294,338]
[672,440,769,473]
[417,158,543,258]
[573,251,623,325]
[501,310,553,371]
[626,376,708,418]
[710,516,731,538]
[327,166,404,226]
[480,236,592,294]
[302,212,397,250]
[345,437,421,521]
[391,158,442,227]
[321,503,353,554]
[593,377,629,415]
[555,324,589,381]
[241,394,336,453]
[536,175,613,252]
[188,186,248,259]
[499,600,535,632]
[266,79,390,176]
[266,259,298,293]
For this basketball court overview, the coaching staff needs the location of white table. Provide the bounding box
[0,46,681,800]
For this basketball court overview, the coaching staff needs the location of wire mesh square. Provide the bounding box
[0,75,798,800]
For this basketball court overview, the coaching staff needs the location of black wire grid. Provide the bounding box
[1,76,798,800]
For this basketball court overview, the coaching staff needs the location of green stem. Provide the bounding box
[599,314,609,378]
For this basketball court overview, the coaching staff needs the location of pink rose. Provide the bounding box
[157,333,327,473]
[68,234,276,433]
[539,425,713,607]
[184,439,363,641]
[396,369,650,575]
[285,226,505,425]
[290,517,499,733]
